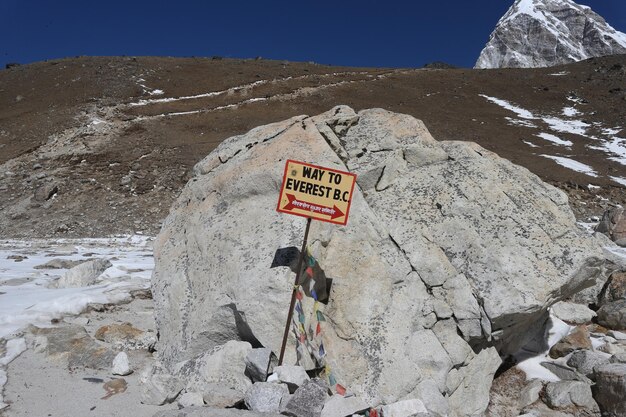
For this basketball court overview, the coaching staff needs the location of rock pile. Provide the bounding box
[149,106,613,416]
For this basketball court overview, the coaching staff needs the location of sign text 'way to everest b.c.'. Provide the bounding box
[277,160,357,226]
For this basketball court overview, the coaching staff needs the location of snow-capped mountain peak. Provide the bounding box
[475,0,626,68]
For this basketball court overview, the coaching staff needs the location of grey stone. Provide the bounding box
[413,378,448,417]
[551,301,596,324]
[33,183,58,202]
[140,365,184,405]
[475,0,626,68]
[544,381,598,409]
[57,258,112,288]
[540,361,591,382]
[598,271,626,306]
[152,106,610,410]
[282,378,329,417]
[381,399,428,417]
[567,350,612,378]
[95,323,156,350]
[597,299,626,330]
[270,365,309,392]
[178,392,204,408]
[608,330,626,341]
[447,347,501,417]
[432,320,472,367]
[519,379,543,408]
[29,325,116,371]
[431,299,453,319]
[152,407,283,417]
[593,363,626,417]
[244,348,277,382]
[33,258,85,270]
[244,382,289,413]
[175,340,252,395]
[201,383,244,408]
[596,207,626,247]
[112,351,132,376]
[320,394,368,417]
[610,352,626,363]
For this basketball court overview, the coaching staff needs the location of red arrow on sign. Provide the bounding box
[283,194,345,220]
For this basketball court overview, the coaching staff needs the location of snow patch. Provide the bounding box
[610,176,626,187]
[541,116,590,136]
[0,236,153,340]
[561,107,580,117]
[536,132,572,146]
[523,140,540,148]
[506,117,537,128]
[479,95,535,119]
[540,154,598,177]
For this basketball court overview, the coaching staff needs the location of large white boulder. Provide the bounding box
[151,106,610,412]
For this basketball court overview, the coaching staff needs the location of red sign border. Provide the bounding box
[276,159,357,226]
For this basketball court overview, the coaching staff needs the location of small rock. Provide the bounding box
[270,365,310,393]
[176,341,252,396]
[33,183,58,202]
[102,378,127,399]
[139,365,183,405]
[608,330,626,341]
[57,258,111,288]
[381,399,429,417]
[593,363,626,417]
[95,323,155,350]
[549,326,592,359]
[544,380,598,410]
[282,378,329,417]
[597,299,626,330]
[566,350,612,378]
[540,361,590,382]
[245,348,277,382]
[34,258,85,270]
[595,207,626,247]
[610,352,626,363]
[178,392,204,408]
[244,382,289,413]
[112,352,132,376]
[551,301,596,324]
[201,383,245,408]
[30,325,116,370]
[413,378,448,416]
[599,271,626,306]
[519,379,543,408]
[320,394,368,417]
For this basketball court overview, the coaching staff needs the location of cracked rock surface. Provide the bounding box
[151,106,611,414]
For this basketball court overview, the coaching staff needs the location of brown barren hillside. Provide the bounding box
[0,55,624,237]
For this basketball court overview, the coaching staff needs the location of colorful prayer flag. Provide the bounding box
[316,310,326,322]
[336,384,346,396]
[316,322,321,336]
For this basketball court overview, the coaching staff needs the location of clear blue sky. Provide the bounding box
[1,0,624,69]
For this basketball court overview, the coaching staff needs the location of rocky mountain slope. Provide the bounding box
[476,0,626,68]
[1,55,625,238]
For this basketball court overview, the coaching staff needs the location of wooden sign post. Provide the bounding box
[276,160,357,365]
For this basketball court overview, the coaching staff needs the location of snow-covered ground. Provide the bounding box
[480,93,626,185]
[0,235,154,409]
